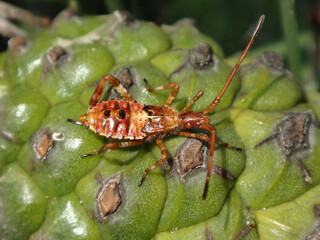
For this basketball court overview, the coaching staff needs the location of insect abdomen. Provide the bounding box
[87,100,148,140]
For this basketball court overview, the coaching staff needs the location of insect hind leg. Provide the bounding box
[178,130,240,201]
[178,132,242,151]
[198,124,216,202]
[90,75,134,107]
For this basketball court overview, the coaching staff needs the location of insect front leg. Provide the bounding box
[90,75,134,107]
[180,91,204,114]
[138,139,168,186]
[143,79,179,106]
[81,140,144,158]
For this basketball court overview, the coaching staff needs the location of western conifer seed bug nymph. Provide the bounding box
[68,15,265,201]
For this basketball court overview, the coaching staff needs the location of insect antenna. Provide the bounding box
[67,118,82,125]
[202,15,265,115]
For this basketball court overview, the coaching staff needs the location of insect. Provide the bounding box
[68,15,265,201]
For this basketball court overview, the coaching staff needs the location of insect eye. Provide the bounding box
[118,110,126,119]
[104,110,111,118]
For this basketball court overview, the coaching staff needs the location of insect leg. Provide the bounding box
[178,131,210,141]
[67,118,82,125]
[179,91,204,114]
[199,124,216,202]
[143,79,179,106]
[138,139,168,186]
[178,132,242,150]
[202,15,264,114]
[235,224,256,240]
[215,140,242,151]
[81,140,144,158]
[90,75,134,107]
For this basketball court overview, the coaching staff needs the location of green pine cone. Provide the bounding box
[0,10,319,240]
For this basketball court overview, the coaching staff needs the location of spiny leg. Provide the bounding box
[81,140,144,158]
[90,75,134,107]
[178,131,242,150]
[138,139,168,186]
[202,15,264,114]
[143,78,179,106]
[180,91,204,114]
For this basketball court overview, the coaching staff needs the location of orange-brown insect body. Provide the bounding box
[80,99,210,141]
[69,15,265,201]
[84,100,148,140]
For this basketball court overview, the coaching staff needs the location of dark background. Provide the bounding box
[3,0,320,86]
[2,0,317,54]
